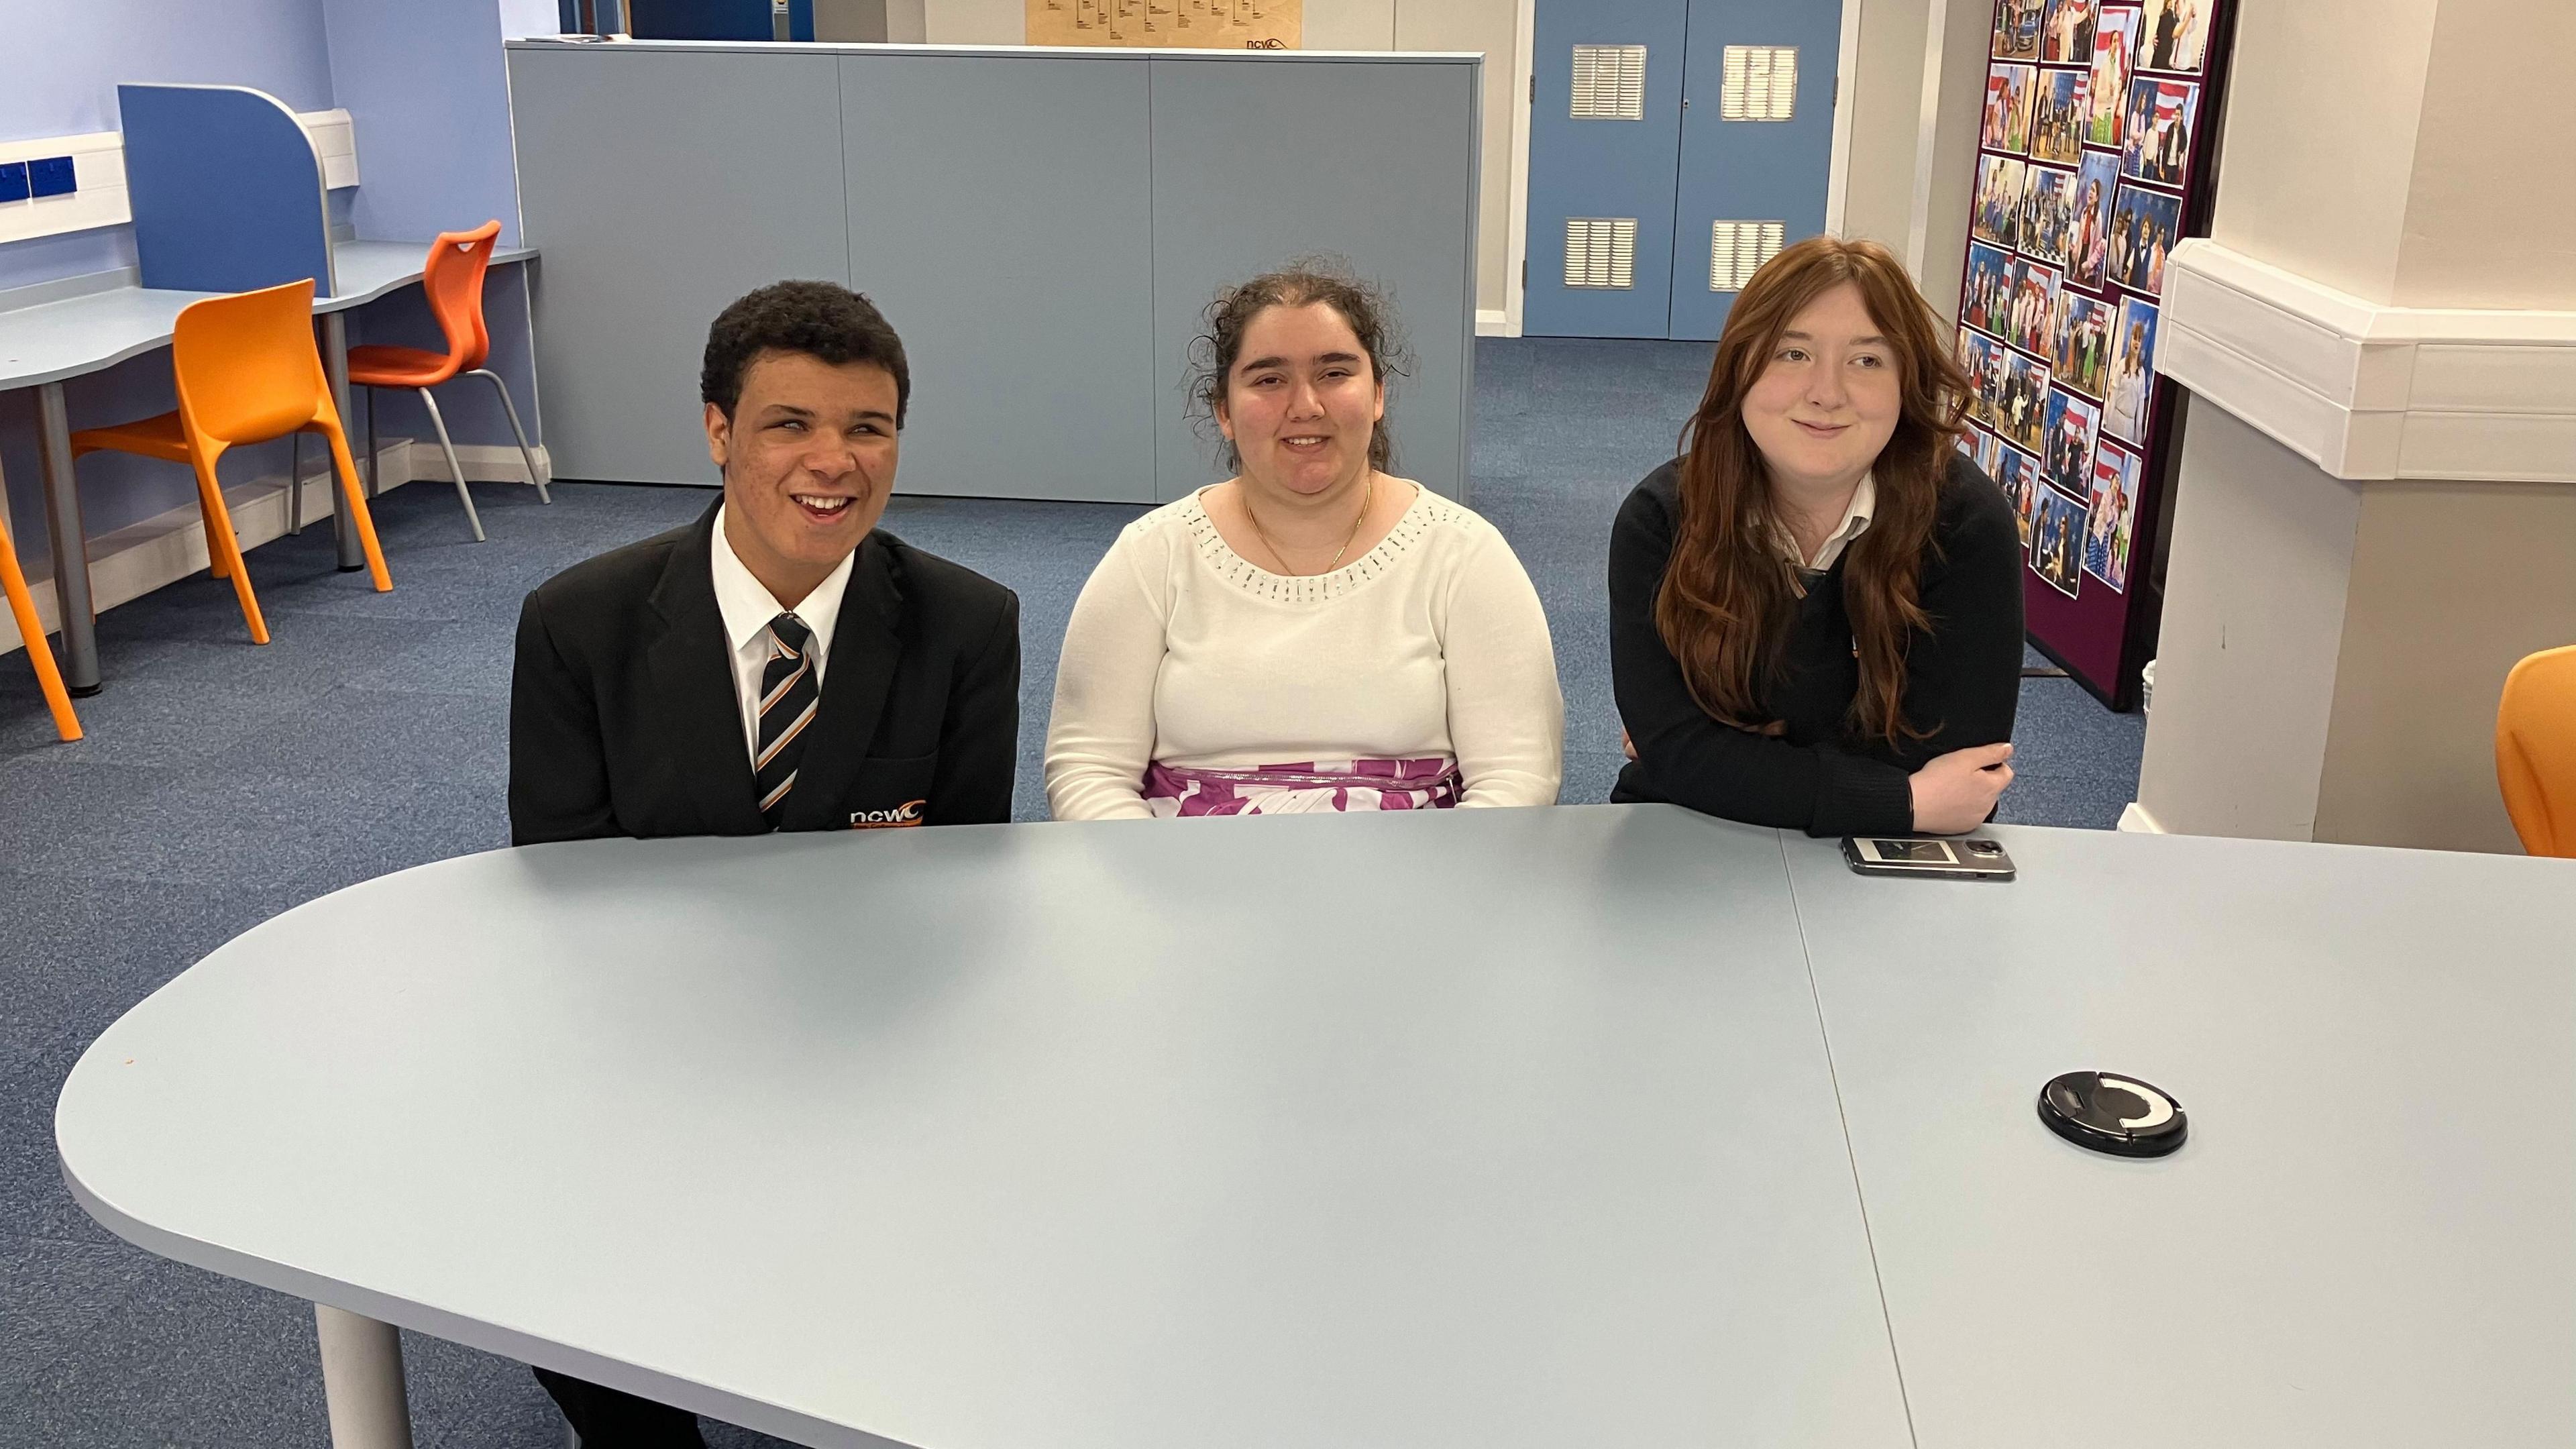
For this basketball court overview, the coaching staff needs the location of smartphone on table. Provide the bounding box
[1841,835,2017,880]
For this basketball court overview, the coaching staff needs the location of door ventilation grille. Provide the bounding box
[1721,45,1798,121]
[1710,220,1786,290]
[1569,45,1648,120]
[1564,218,1640,289]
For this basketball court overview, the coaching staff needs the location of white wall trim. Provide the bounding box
[301,109,360,190]
[0,132,129,247]
[1475,307,1516,337]
[1823,0,1865,237]
[1900,0,1956,278]
[0,110,357,248]
[2116,800,2167,834]
[1503,0,1536,337]
[0,440,547,656]
[2157,238,2576,484]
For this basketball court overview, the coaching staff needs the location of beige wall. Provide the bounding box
[922,0,1016,41]
[2135,404,2365,839]
[2314,480,2576,851]
[1903,0,1990,325]
[2392,0,2576,308]
[815,0,888,41]
[2205,0,2441,305]
[1837,0,1932,254]
[1395,0,1519,319]
[920,0,1519,317]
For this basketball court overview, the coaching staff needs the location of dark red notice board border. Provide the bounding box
[1948,0,2239,708]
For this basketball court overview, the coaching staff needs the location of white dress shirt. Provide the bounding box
[708,504,855,762]
[1781,472,1876,572]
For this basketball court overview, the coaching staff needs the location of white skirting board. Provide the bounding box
[2116,800,2165,833]
[0,439,549,657]
[1475,308,1517,339]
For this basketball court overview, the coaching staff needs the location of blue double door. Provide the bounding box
[1525,0,1841,340]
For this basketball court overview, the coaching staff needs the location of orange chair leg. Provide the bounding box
[319,423,392,592]
[190,458,270,645]
[0,523,81,741]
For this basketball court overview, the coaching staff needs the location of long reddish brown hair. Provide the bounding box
[1654,235,1973,745]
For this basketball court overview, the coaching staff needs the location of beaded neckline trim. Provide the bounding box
[1181,483,1459,605]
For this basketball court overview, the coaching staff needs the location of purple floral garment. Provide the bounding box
[1141,757,1462,816]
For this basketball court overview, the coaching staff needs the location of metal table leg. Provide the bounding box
[314,1305,415,1449]
[320,313,364,572]
[33,381,99,696]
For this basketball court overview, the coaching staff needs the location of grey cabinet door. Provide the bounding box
[841,52,1156,504]
[509,47,850,486]
[1146,58,1480,502]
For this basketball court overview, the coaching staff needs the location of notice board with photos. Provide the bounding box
[1026,0,1301,48]
[1953,0,2234,708]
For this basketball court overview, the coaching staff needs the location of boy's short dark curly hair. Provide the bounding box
[700,280,910,426]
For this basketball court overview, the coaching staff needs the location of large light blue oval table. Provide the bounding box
[54,806,2576,1448]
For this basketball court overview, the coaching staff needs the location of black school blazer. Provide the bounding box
[508,499,1020,844]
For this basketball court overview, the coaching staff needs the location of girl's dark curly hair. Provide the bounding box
[1186,257,1412,474]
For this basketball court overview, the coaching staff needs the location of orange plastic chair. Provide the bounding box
[2497,644,2576,857]
[72,279,393,645]
[344,221,549,543]
[1,512,81,741]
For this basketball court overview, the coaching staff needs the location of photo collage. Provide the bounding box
[1958,0,2208,600]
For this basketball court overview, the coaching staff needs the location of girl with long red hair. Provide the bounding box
[1609,235,2025,835]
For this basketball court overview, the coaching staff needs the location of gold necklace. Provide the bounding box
[1242,473,1373,577]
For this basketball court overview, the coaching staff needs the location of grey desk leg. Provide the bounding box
[33,382,99,696]
[314,1305,415,1449]
[320,314,364,572]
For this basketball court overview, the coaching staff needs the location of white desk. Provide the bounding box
[0,241,536,690]
[1784,826,2576,1448]
[57,806,1917,1449]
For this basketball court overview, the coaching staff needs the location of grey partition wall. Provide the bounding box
[840,52,1156,502]
[506,40,1480,502]
[1146,58,1477,502]
[508,47,850,489]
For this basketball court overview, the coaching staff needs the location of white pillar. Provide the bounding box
[2135,0,2576,852]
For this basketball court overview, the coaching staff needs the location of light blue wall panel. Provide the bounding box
[323,0,527,248]
[1146,58,1479,503]
[839,53,1155,504]
[0,0,334,144]
[507,46,849,485]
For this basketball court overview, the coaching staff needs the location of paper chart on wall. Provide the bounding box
[1027,0,1302,48]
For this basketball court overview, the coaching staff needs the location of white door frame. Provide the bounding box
[1495,0,1866,339]
[1492,0,1538,337]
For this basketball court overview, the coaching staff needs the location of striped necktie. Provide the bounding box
[753,612,818,828]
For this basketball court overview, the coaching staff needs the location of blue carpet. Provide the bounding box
[0,337,2143,1447]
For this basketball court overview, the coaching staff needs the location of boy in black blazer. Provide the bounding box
[509,281,1020,849]
[510,283,1019,1446]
